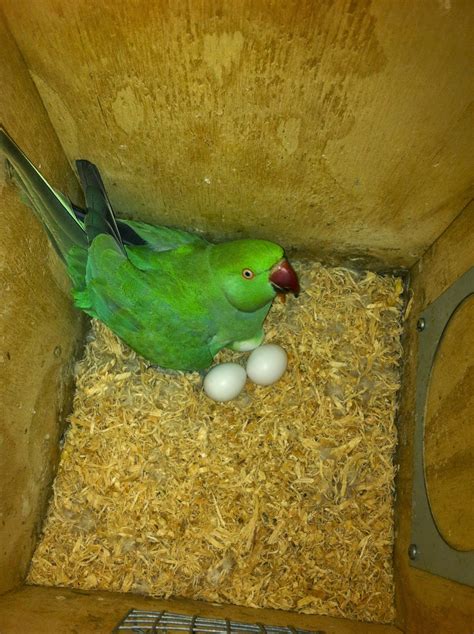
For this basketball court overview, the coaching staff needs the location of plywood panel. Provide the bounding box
[3,0,473,269]
[0,585,402,634]
[395,199,474,633]
[0,11,84,594]
[424,295,474,552]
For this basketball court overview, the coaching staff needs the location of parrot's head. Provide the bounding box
[210,239,300,312]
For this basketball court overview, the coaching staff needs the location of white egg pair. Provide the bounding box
[203,344,288,402]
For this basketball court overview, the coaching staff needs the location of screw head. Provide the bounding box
[416,318,426,332]
[408,543,418,560]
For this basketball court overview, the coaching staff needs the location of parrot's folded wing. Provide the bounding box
[77,233,215,370]
[118,220,208,252]
[78,233,145,331]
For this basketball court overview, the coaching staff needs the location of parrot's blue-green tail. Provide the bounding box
[0,126,88,261]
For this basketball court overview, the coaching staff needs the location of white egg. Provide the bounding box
[203,363,247,402]
[246,344,288,386]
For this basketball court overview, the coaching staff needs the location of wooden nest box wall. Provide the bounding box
[0,1,473,633]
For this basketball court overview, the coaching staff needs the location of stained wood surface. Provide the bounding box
[0,11,84,595]
[2,0,474,269]
[0,585,402,634]
[395,200,474,633]
[424,295,474,552]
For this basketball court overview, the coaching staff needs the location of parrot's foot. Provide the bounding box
[229,331,265,352]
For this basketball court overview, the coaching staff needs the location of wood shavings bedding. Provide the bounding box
[27,261,405,623]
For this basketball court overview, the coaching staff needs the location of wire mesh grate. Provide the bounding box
[112,610,325,634]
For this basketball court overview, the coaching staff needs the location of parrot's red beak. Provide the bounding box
[269,259,300,297]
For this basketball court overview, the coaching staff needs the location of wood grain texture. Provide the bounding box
[395,199,474,633]
[424,295,474,552]
[0,10,85,595]
[2,0,473,269]
[0,585,402,634]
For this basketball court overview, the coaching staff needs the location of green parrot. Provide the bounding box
[0,127,299,371]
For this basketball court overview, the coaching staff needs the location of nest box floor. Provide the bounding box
[28,262,405,623]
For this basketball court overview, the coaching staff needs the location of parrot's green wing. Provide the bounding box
[75,233,216,370]
[74,234,145,331]
[116,219,210,273]
[118,219,208,252]
[73,160,218,370]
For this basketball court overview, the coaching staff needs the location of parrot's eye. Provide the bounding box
[242,268,254,280]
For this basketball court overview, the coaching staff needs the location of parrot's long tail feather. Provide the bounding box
[76,159,125,251]
[0,126,88,260]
